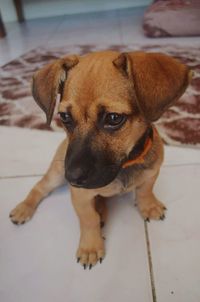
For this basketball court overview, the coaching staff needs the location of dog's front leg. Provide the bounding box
[136,171,166,221]
[9,140,67,225]
[70,187,105,269]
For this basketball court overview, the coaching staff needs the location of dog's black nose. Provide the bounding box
[66,167,89,187]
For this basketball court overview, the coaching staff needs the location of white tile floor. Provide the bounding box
[0,7,200,302]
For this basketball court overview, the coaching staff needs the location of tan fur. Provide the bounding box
[10,51,190,268]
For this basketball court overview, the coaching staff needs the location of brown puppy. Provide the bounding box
[9,51,190,269]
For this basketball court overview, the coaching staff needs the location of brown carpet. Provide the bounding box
[0,44,200,148]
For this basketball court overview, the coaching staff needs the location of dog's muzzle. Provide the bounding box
[65,138,120,189]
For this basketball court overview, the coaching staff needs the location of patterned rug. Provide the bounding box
[0,44,200,148]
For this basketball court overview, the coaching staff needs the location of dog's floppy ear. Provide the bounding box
[113,52,191,121]
[32,55,79,125]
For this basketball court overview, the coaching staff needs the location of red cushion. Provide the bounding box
[143,0,200,37]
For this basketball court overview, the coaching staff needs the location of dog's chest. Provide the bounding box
[96,165,144,197]
[117,165,144,191]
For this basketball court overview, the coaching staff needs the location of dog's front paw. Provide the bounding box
[138,196,166,221]
[76,233,105,269]
[9,202,36,225]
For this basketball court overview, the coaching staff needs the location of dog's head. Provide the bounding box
[32,51,190,189]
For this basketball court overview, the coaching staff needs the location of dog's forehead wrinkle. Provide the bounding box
[61,51,137,121]
[68,72,131,102]
[79,50,120,65]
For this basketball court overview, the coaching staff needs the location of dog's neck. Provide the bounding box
[122,126,157,169]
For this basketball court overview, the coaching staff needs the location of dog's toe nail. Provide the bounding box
[100,221,105,228]
[160,215,165,220]
[9,213,13,218]
[77,257,80,263]
[83,264,87,270]
[21,221,25,224]
[99,258,103,264]
[102,236,106,240]
[12,220,19,225]
[163,206,167,210]
[145,218,150,222]
[89,264,92,270]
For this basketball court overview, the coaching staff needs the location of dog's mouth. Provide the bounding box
[64,136,124,189]
[65,163,121,189]
[65,150,122,189]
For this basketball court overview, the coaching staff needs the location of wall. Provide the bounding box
[0,0,17,22]
[0,0,151,22]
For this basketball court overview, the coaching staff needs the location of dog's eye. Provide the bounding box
[58,112,73,125]
[104,113,127,129]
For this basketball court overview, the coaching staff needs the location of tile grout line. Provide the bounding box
[116,10,124,46]
[163,162,200,168]
[46,15,66,46]
[144,221,157,302]
[1,161,199,180]
[0,161,200,180]
[0,174,44,180]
